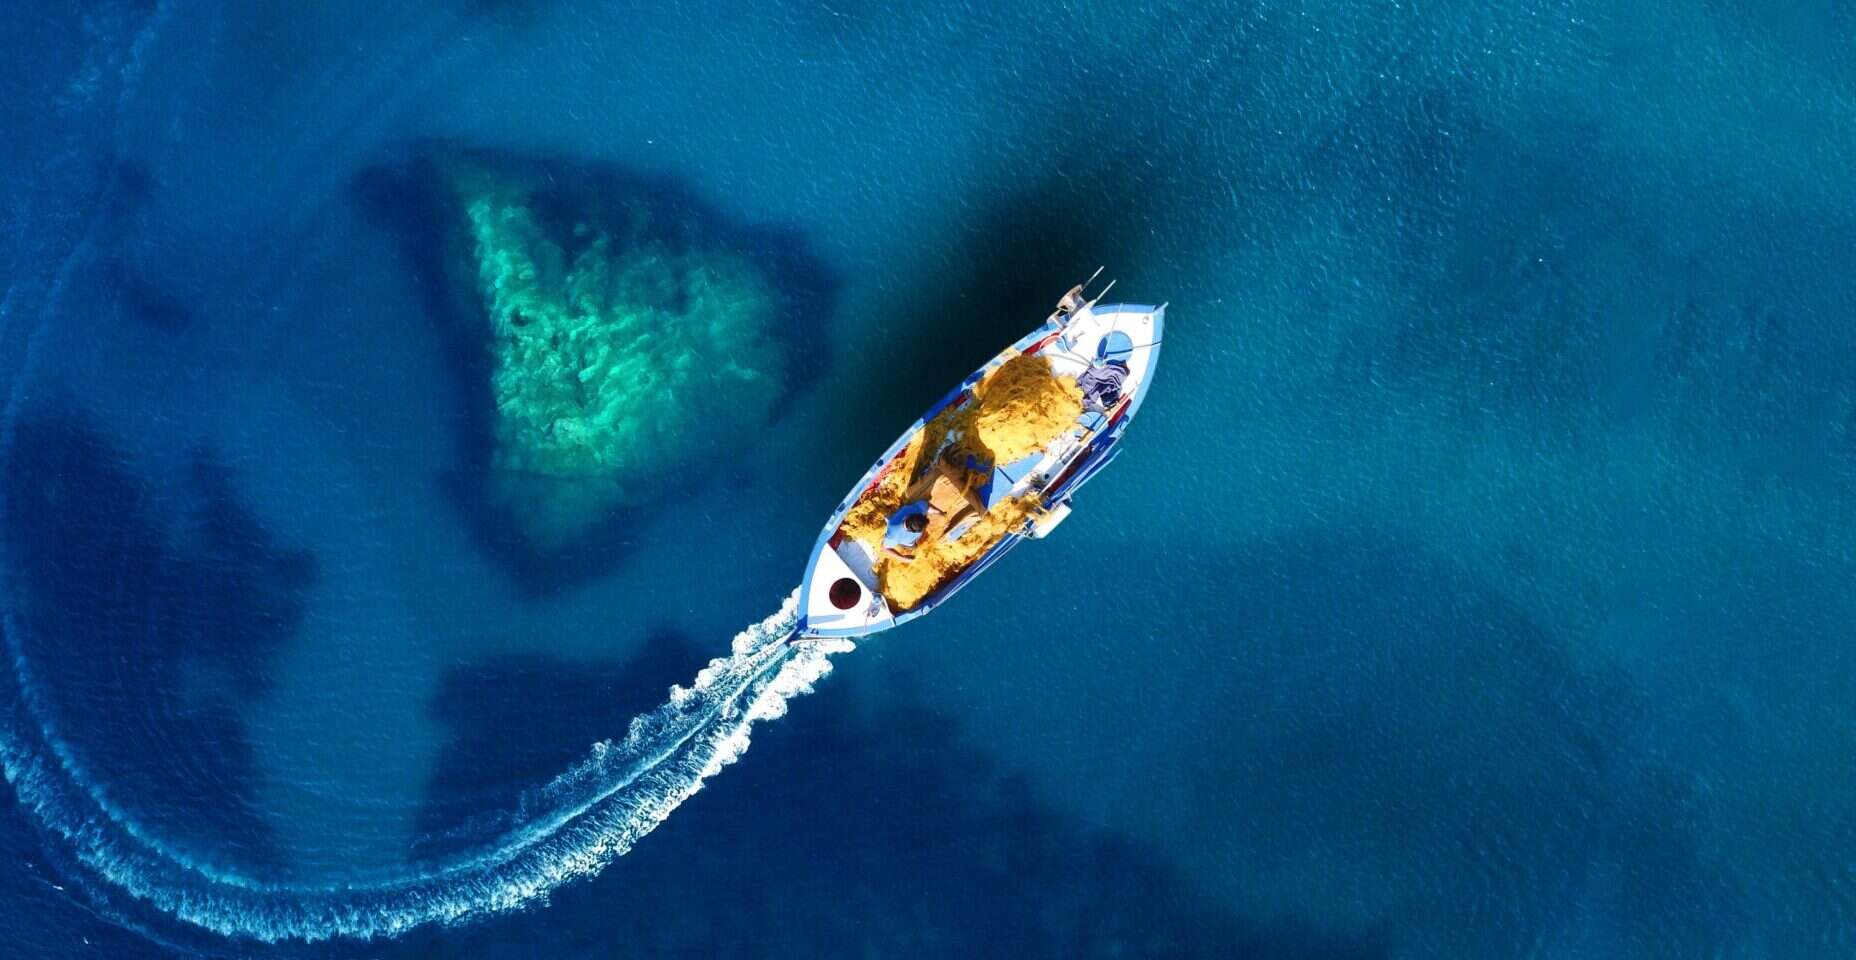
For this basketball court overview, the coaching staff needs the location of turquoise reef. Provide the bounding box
[438,157,792,551]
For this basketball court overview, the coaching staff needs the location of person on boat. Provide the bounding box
[1077,357,1128,411]
[1077,328,1135,412]
[918,444,989,522]
[883,502,931,558]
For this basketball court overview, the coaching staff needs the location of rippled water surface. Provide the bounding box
[3,1,1855,956]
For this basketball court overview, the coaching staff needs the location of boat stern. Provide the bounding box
[796,534,896,638]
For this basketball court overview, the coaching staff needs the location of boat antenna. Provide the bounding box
[1088,278,1116,306]
[1083,265,1105,293]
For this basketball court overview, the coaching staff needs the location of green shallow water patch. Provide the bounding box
[452,165,788,548]
[355,145,833,588]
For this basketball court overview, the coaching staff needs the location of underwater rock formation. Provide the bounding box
[356,144,832,592]
[441,157,789,550]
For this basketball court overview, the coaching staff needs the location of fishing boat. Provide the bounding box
[796,272,1164,639]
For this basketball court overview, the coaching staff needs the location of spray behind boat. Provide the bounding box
[793,271,1165,641]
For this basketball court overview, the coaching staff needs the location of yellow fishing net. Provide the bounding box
[965,353,1085,463]
[835,350,1082,610]
[876,494,1048,610]
[838,432,925,550]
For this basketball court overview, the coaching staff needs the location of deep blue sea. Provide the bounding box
[4,1,1855,957]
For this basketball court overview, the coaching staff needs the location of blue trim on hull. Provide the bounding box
[795,302,1160,640]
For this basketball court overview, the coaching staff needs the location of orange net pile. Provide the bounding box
[836,351,1082,610]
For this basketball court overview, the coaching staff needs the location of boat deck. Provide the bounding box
[797,299,1164,639]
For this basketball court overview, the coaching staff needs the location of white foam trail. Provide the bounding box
[0,590,856,942]
[1,3,863,944]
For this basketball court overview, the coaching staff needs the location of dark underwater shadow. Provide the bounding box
[822,112,1169,489]
[1120,527,1735,957]
[0,402,319,876]
[98,255,195,334]
[385,631,1391,959]
[1299,74,1856,456]
[90,156,197,334]
[405,629,704,859]
[351,143,838,599]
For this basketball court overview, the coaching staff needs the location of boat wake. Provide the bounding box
[0,2,864,945]
[0,592,854,943]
